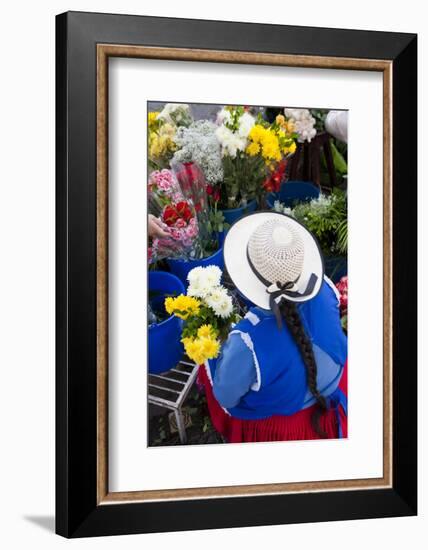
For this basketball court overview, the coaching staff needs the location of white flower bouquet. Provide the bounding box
[165,266,239,364]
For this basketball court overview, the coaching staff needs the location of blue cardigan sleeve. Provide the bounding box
[213,333,257,409]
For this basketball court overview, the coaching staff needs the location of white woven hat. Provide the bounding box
[223,211,324,310]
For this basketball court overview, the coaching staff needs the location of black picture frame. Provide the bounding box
[56,11,417,538]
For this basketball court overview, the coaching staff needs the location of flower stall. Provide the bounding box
[147,102,348,446]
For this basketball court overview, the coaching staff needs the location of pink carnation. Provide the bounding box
[174,218,187,228]
[336,276,348,313]
[149,169,178,196]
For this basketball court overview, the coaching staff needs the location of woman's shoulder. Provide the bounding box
[233,307,274,330]
[322,276,341,304]
[302,276,340,313]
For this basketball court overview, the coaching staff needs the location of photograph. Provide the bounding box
[147,102,349,446]
[0,0,422,545]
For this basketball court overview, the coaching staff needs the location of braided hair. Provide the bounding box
[279,299,328,438]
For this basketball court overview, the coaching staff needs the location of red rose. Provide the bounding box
[175,201,193,222]
[213,189,221,202]
[163,205,178,226]
[206,185,214,196]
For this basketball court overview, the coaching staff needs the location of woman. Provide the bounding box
[200,211,347,442]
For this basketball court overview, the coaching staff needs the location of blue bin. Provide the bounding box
[266,181,320,209]
[220,198,258,225]
[167,246,224,286]
[148,271,185,374]
[217,198,258,246]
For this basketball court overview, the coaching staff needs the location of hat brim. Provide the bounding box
[223,211,324,309]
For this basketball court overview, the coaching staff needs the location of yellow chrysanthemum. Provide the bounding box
[283,141,297,155]
[182,338,205,365]
[181,336,220,364]
[261,137,281,162]
[200,336,220,359]
[164,294,201,320]
[164,296,175,315]
[197,324,215,338]
[148,111,160,127]
[149,135,161,157]
[246,141,260,156]
[248,124,265,143]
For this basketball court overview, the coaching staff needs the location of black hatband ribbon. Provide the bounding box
[246,247,318,329]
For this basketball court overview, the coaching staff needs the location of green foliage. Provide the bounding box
[330,141,348,175]
[223,105,245,132]
[292,189,347,255]
[206,206,229,235]
[310,108,329,132]
[222,152,266,209]
[180,304,239,343]
[336,218,348,255]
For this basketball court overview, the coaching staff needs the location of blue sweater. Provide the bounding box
[212,278,347,419]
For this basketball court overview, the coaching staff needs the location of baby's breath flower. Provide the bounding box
[173,121,223,184]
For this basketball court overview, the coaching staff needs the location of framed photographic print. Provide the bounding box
[56,11,417,538]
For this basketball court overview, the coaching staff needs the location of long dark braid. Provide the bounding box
[279,299,328,438]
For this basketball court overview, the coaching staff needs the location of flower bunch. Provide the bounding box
[283,108,317,143]
[163,200,193,227]
[336,276,348,312]
[148,169,184,214]
[153,211,199,259]
[148,165,223,262]
[165,266,238,365]
[336,275,348,332]
[157,103,193,128]
[172,120,223,186]
[148,169,200,262]
[262,158,288,193]
[187,266,234,318]
[214,106,265,208]
[148,104,193,170]
[215,106,255,158]
[148,169,182,201]
[148,112,177,170]
[165,294,201,320]
[172,161,223,252]
[172,162,207,214]
[273,200,293,217]
[181,328,221,365]
[246,122,296,167]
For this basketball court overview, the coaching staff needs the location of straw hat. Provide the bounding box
[223,212,324,315]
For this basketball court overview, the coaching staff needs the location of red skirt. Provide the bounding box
[198,361,348,443]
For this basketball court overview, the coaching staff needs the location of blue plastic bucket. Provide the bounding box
[167,246,224,286]
[266,181,320,209]
[148,271,185,374]
[217,198,258,245]
[220,198,258,225]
